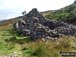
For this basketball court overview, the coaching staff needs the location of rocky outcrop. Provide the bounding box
[13,8,76,41]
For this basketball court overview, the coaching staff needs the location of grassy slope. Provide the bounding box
[44,3,76,24]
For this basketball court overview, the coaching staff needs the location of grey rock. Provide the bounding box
[13,23,17,29]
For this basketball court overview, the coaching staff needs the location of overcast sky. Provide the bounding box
[0,0,75,20]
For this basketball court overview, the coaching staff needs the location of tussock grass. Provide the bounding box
[20,36,76,57]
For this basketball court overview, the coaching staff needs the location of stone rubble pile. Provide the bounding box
[13,8,76,41]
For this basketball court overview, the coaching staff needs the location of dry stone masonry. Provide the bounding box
[13,8,76,41]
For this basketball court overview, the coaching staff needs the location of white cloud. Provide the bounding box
[0,0,75,20]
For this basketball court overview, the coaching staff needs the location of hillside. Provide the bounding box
[45,1,76,24]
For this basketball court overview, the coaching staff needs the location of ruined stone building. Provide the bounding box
[13,8,76,41]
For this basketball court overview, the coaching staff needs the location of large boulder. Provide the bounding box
[13,23,18,30]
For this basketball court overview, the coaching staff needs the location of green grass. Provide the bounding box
[0,28,29,56]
